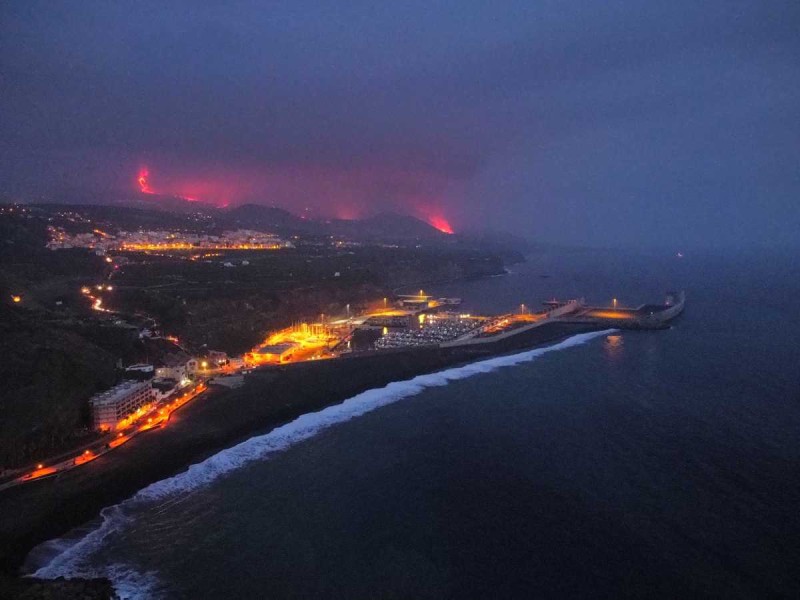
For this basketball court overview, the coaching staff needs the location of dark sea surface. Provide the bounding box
[28,248,800,598]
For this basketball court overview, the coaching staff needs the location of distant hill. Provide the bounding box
[221,204,307,233]
[327,212,447,241]
[27,187,221,213]
[219,207,447,242]
[14,196,536,256]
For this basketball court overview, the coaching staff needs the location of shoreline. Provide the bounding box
[0,321,603,577]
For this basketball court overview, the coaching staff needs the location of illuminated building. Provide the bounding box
[90,380,154,431]
[198,349,229,369]
[155,352,198,381]
[250,342,298,363]
[46,227,294,253]
[151,377,180,399]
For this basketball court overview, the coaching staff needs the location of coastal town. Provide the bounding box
[0,3,793,596]
[0,203,687,495]
[1,266,684,491]
[46,226,295,253]
[0,200,689,598]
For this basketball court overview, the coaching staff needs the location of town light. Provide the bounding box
[37,464,43,469]
[11,295,21,303]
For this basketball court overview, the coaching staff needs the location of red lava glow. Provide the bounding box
[135,167,215,204]
[132,165,460,217]
[428,215,454,234]
[137,168,154,194]
[334,206,361,220]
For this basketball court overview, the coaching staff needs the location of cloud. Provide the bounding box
[1,0,798,245]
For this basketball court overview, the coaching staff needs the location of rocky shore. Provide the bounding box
[0,320,602,587]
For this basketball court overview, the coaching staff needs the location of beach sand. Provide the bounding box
[0,321,600,575]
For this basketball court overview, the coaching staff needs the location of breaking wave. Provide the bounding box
[29,329,614,595]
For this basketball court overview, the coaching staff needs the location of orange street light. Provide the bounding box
[11,295,21,303]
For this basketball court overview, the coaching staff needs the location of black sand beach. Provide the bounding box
[0,321,600,576]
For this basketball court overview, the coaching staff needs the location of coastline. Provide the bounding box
[0,321,603,577]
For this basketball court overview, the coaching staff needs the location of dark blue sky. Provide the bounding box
[1,1,798,247]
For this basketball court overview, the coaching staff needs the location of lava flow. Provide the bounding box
[427,215,454,234]
[137,168,153,194]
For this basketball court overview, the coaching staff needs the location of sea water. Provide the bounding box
[27,248,800,598]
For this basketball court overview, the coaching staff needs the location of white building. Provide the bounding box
[90,380,154,431]
[155,352,198,382]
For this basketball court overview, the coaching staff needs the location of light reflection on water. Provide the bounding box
[604,334,625,360]
[28,249,800,599]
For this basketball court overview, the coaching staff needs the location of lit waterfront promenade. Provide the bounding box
[0,383,207,492]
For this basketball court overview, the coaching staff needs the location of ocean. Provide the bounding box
[26,248,800,598]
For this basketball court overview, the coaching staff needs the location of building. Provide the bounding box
[151,377,179,400]
[124,363,155,381]
[90,380,154,431]
[155,351,198,381]
[198,348,229,370]
[249,342,297,363]
[397,293,433,308]
[228,357,245,369]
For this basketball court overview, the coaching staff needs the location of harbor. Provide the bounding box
[0,286,686,575]
[0,289,685,494]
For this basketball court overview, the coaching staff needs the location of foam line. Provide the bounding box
[31,329,614,587]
